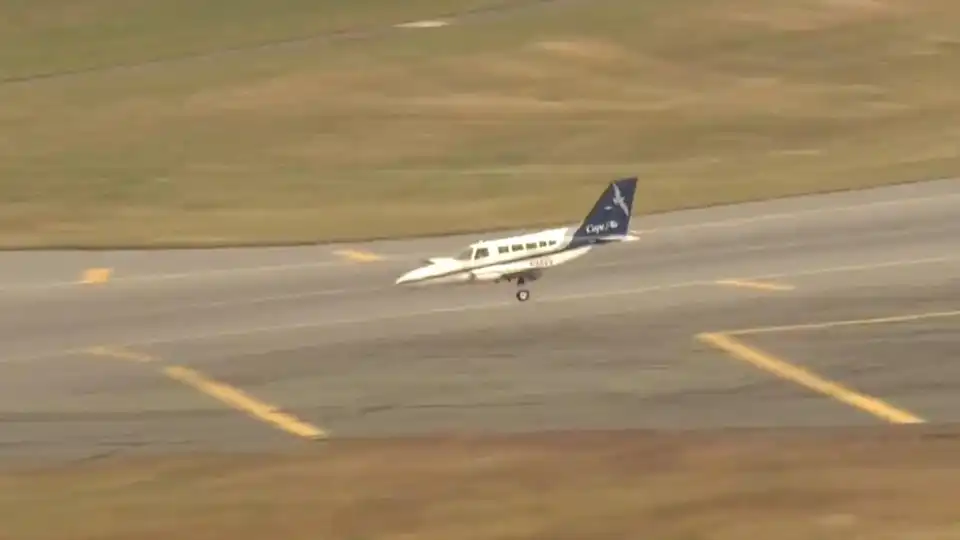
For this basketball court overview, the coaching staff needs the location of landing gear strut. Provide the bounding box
[515,276,530,302]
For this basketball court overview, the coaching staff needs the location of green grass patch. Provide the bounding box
[1,0,959,247]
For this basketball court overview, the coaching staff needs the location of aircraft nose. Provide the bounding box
[396,265,432,285]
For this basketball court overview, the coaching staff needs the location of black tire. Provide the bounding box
[516,289,530,302]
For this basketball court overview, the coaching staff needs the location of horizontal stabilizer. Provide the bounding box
[595,233,639,243]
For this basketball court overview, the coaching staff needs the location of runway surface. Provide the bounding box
[0,178,957,464]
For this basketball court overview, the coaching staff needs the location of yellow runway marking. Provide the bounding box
[86,346,326,440]
[725,309,960,336]
[716,278,794,291]
[85,346,154,364]
[697,332,925,425]
[162,365,325,440]
[334,249,382,263]
[81,267,112,284]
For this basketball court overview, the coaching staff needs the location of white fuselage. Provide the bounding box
[395,226,595,286]
[394,176,639,297]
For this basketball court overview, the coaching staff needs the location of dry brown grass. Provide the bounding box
[1,0,959,247]
[3,427,960,539]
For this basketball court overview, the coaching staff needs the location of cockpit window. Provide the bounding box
[454,248,474,261]
[474,248,489,259]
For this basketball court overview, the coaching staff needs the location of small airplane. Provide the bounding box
[394,176,639,302]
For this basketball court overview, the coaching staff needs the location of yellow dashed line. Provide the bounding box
[697,332,925,425]
[725,309,960,336]
[85,346,153,364]
[82,267,112,284]
[162,365,326,440]
[85,346,326,440]
[334,249,382,263]
[716,278,794,291]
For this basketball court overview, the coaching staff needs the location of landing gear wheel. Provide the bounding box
[516,289,530,302]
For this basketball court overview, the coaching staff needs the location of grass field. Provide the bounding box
[4,427,960,540]
[1,0,959,247]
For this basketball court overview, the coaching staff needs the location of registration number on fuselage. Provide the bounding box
[530,257,553,268]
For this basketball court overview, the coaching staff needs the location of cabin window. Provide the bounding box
[474,248,489,259]
[525,242,537,249]
[498,246,509,254]
[511,244,523,252]
[549,240,557,245]
[538,241,547,247]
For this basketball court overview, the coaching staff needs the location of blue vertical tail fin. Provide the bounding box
[571,177,637,243]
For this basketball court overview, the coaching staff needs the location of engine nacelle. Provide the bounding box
[468,270,503,282]
[473,269,542,283]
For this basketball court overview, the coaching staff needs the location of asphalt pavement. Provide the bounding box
[0,178,957,464]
